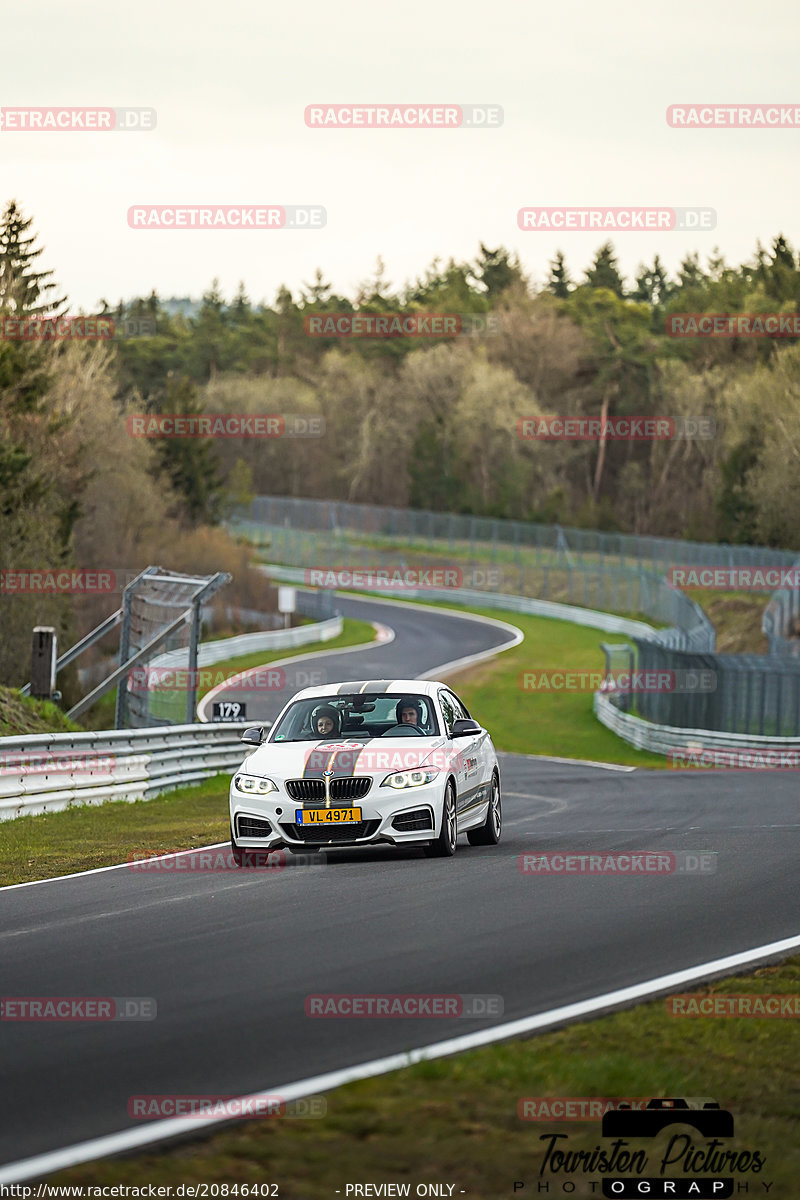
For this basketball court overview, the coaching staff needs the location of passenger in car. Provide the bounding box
[312,705,340,736]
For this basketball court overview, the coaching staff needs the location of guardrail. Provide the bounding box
[147,616,343,672]
[0,723,254,822]
[594,692,800,757]
[236,496,800,739]
[4,573,793,818]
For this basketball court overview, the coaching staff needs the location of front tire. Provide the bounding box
[467,773,502,846]
[424,782,457,858]
[230,825,245,866]
[230,825,273,867]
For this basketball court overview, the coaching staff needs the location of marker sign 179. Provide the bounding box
[212,701,246,721]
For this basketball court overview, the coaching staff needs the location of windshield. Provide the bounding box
[268,693,440,741]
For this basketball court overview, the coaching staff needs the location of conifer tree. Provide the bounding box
[584,242,625,296]
[547,251,573,298]
[0,200,66,316]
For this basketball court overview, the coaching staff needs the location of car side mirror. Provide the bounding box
[450,718,481,738]
[240,726,264,746]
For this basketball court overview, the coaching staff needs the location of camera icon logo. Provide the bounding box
[601,1096,734,1139]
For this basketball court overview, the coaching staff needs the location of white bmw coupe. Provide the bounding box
[229,679,501,859]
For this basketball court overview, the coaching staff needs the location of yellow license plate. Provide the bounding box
[296,807,362,824]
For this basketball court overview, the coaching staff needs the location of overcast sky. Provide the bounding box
[3,0,799,310]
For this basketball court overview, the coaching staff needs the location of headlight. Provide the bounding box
[234,774,277,795]
[381,768,439,789]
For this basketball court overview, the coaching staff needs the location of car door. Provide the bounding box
[446,688,491,816]
[438,688,481,820]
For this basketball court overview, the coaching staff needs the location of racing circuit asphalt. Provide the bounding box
[1,593,799,1170]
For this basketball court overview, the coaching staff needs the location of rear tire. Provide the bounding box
[424,782,457,858]
[467,773,502,846]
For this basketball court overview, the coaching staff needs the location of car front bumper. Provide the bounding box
[230,781,443,849]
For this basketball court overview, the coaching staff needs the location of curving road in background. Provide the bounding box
[1,593,799,1177]
[198,591,523,725]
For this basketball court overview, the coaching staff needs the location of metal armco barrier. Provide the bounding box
[594,693,800,757]
[151,616,342,671]
[0,723,254,822]
[241,496,800,741]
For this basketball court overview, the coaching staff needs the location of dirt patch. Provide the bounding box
[687,589,771,654]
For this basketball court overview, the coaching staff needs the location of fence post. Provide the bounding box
[115,585,134,729]
[186,599,201,725]
[30,627,57,700]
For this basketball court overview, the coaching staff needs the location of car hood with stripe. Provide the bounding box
[242,737,454,781]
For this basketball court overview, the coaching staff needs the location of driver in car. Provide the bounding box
[396,697,426,731]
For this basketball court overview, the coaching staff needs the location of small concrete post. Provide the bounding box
[30,627,57,699]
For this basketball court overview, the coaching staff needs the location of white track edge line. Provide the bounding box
[500,752,636,773]
[0,844,229,893]
[328,591,525,680]
[3,929,800,1184]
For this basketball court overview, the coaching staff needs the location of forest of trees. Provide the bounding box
[2,197,800,685]
[108,231,800,543]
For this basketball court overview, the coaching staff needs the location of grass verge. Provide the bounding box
[44,957,800,1195]
[256,541,673,627]
[0,686,82,738]
[0,775,230,887]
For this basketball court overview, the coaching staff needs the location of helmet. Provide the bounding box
[395,696,423,726]
[311,704,340,734]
